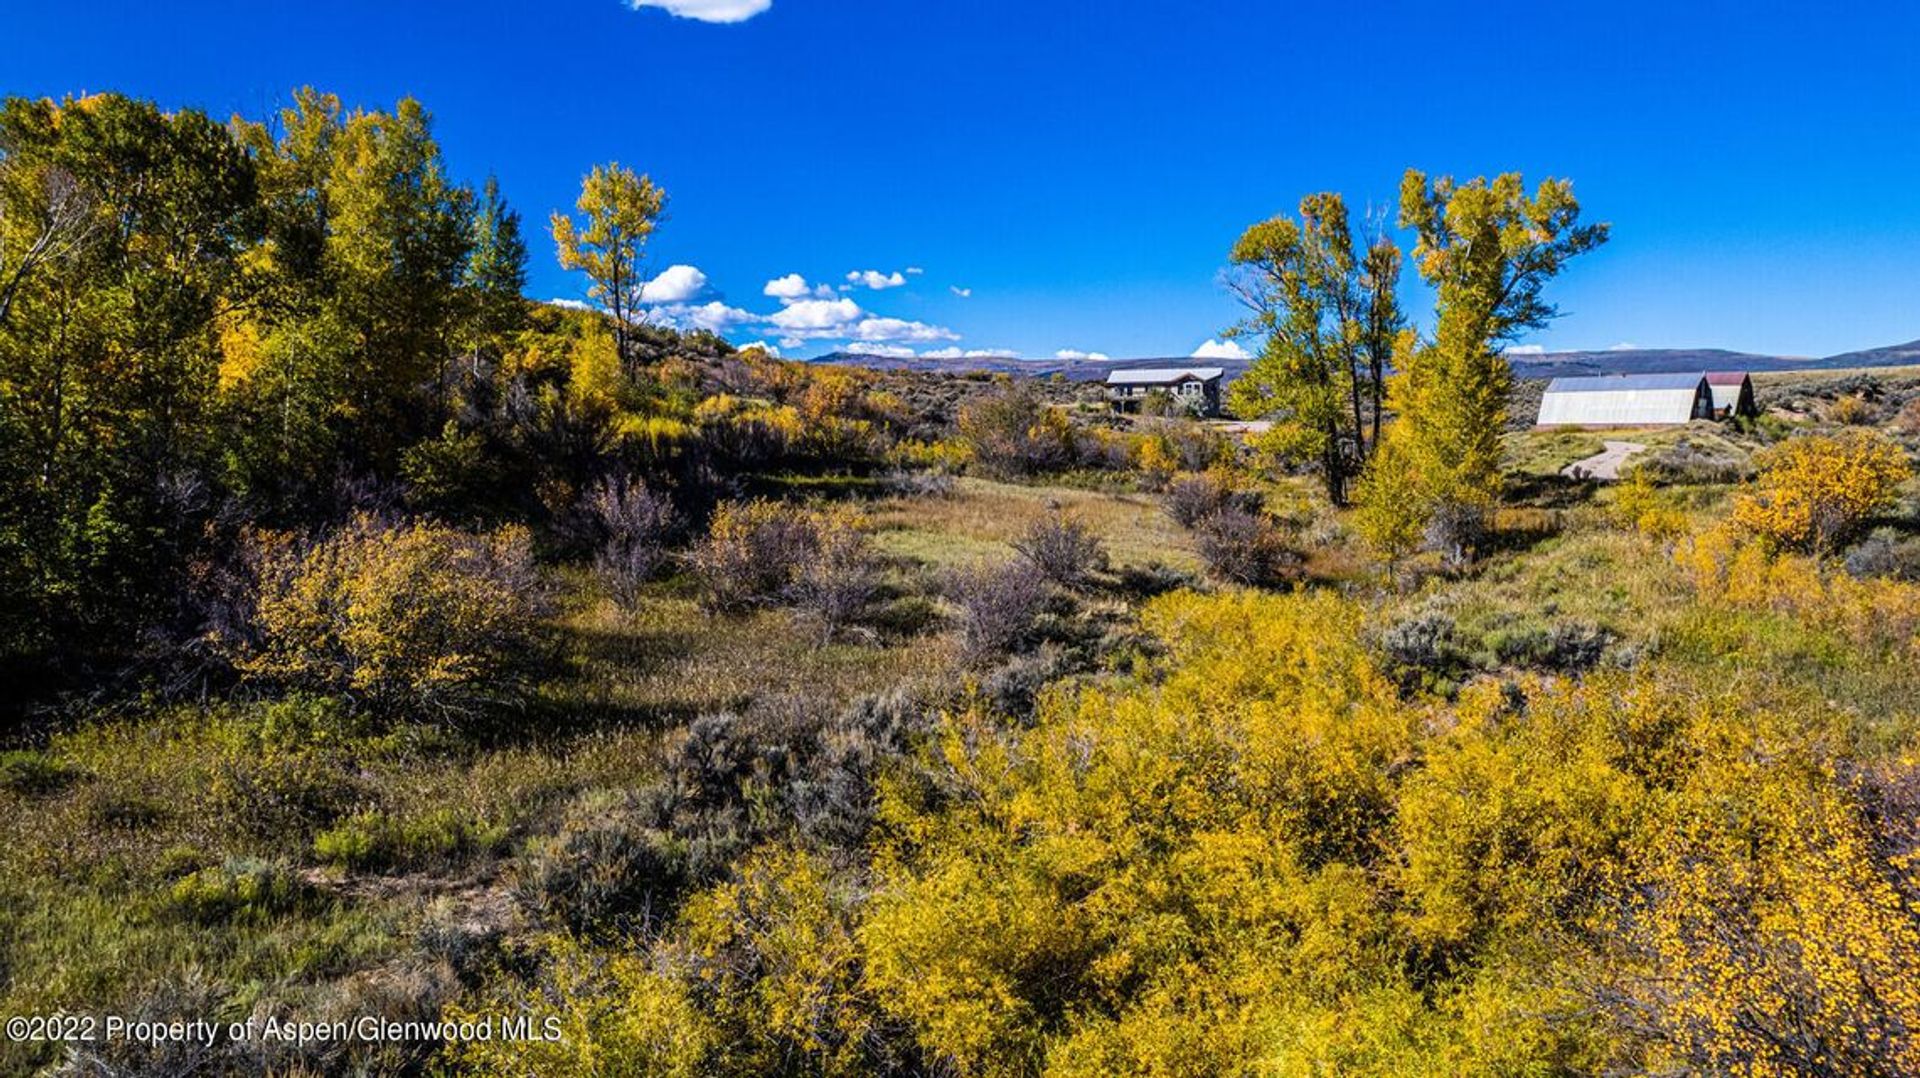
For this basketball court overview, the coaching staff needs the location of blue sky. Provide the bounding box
[6,0,1918,360]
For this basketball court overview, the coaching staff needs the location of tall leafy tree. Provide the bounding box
[550,162,666,363]
[1367,170,1607,557]
[225,90,476,499]
[1224,193,1403,505]
[0,93,258,670]
[466,174,528,339]
[324,96,475,453]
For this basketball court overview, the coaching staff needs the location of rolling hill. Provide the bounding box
[813,339,1920,383]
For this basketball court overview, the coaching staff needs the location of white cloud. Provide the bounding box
[546,297,593,311]
[1608,341,1642,351]
[1055,349,1110,361]
[853,343,918,358]
[778,336,806,350]
[851,316,959,343]
[923,347,1020,359]
[763,273,816,302]
[1191,338,1251,361]
[949,286,972,298]
[628,0,770,23]
[1506,344,1547,355]
[846,269,908,290]
[759,298,960,345]
[768,297,865,333]
[638,264,709,304]
[905,267,924,276]
[735,340,782,357]
[649,301,756,333]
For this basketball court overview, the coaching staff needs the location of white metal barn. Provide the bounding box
[1536,373,1715,427]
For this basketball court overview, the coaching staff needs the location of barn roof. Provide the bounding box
[1544,372,1709,393]
[1104,367,1225,386]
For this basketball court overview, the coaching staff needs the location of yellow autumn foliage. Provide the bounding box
[1610,467,1690,541]
[451,936,713,1078]
[1731,429,1911,553]
[852,586,1920,1076]
[1679,522,1920,659]
[240,515,549,713]
[860,589,1443,1075]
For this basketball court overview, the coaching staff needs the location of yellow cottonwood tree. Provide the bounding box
[1368,170,1608,560]
[551,162,667,362]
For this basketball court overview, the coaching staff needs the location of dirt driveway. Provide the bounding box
[1562,440,1647,480]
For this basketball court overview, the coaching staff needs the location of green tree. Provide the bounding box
[1369,170,1607,558]
[550,162,666,363]
[0,92,258,674]
[321,95,475,456]
[466,174,527,339]
[1351,434,1425,586]
[1225,193,1402,505]
[225,90,476,499]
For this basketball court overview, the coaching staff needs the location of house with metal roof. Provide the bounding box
[1704,371,1758,419]
[1536,373,1715,427]
[1104,367,1225,416]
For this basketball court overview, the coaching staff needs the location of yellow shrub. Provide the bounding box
[862,589,1425,1074]
[797,366,864,427]
[1609,755,1920,1076]
[890,437,974,472]
[449,936,714,1078]
[692,393,742,423]
[614,413,696,458]
[241,516,549,714]
[695,397,809,465]
[1830,393,1875,425]
[1352,437,1428,575]
[1731,430,1911,553]
[565,322,627,413]
[675,846,889,1076]
[1678,521,1920,658]
[1610,469,1690,541]
[1133,435,1177,481]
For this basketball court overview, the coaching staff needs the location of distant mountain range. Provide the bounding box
[811,351,1253,383]
[1503,340,1920,378]
[813,339,1920,383]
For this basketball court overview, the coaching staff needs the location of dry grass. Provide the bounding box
[1503,429,1609,476]
[546,577,956,727]
[1752,364,1920,388]
[865,477,1202,573]
[1416,525,1692,637]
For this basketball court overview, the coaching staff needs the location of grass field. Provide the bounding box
[865,476,1203,573]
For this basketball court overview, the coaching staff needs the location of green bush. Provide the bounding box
[0,750,79,796]
[400,421,503,519]
[515,788,687,936]
[206,699,366,841]
[167,858,310,924]
[314,809,508,872]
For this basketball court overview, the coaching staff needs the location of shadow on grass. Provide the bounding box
[533,619,716,736]
[1505,473,1599,510]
